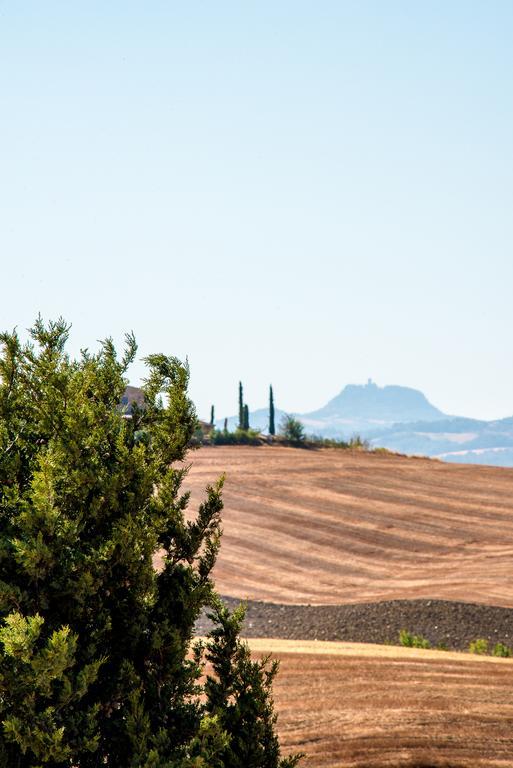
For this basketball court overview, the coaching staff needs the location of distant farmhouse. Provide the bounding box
[121,385,212,436]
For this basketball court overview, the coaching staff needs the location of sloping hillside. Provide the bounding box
[249,639,513,768]
[183,446,513,607]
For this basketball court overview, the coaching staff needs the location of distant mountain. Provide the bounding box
[215,380,513,467]
[302,380,445,433]
[440,448,513,467]
[218,380,446,438]
[368,415,513,467]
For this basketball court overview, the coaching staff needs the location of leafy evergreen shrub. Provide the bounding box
[399,629,431,649]
[205,602,302,768]
[210,428,262,446]
[469,638,489,655]
[306,435,350,449]
[278,416,305,445]
[0,318,299,768]
[492,642,512,657]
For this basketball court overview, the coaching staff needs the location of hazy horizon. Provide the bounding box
[2,2,513,422]
[187,378,506,424]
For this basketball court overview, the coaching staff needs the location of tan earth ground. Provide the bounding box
[184,446,513,766]
[249,639,513,768]
[181,446,513,607]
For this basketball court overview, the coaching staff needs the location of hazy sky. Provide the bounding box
[2,2,513,421]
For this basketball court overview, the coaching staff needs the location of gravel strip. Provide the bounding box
[196,597,513,652]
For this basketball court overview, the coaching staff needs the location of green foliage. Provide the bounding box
[308,436,346,448]
[469,638,489,655]
[290,434,372,451]
[347,434,369,449]
[269,386,275,437]
[0,317,297,768]
[467,639,512,657]
[210,405,215,426]
[237,384,250,431]
[399,629,431,649]
[279,415,305,445]
[492,642,512,657]
[238,382,244,431]
[210,428,261,446]
[205,600,303,768]
[181,714,230,768]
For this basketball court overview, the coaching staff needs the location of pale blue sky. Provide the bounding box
[1,2,513,421]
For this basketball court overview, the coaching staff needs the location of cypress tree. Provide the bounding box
[243,404,250,431]
[223,417,228,433]
[205,601,301,768]
[210,404,215,426]
[269,385,275,436]
[238,382,244,430]
[0,318,300,768]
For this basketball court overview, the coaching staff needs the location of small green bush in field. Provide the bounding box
[348,434,370,449]
[492,642,512,657]
[279,414,306,444]
[469,638,489,654]
[399,629,431,649]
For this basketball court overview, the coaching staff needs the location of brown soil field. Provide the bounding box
[185,447,513,766]
[248,639,513,768]
[181,446,513,607]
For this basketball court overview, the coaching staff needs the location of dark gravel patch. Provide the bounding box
[196,597,513,652]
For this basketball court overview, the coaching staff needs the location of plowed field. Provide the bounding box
[182,446,513,607]
[250,639,513,768]
[185,447,513,766]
